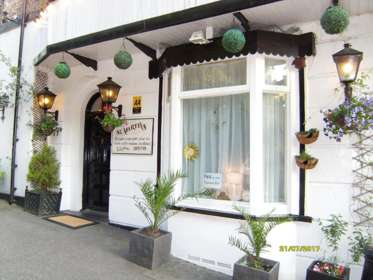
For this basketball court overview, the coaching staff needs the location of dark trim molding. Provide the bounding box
[156,76,164,177]
[149,30,315,78]
[0,192,24,207]
[299,69,306,216]
[33,0,284,66]
[171,206,312,223]
[109,222,138,232]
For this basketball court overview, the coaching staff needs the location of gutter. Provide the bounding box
[9,0,27,204]
[33,0,284,66]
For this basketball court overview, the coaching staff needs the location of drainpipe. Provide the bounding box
[9,0,27,204]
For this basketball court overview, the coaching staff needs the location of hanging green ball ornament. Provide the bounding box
[321,5,349,34]
[54,62,71,79]
[222,28,246,54]
[114,50,133,70]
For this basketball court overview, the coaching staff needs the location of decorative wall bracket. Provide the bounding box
[65,51,98,71]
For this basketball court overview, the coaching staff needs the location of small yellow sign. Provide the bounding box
[132,96,142,114]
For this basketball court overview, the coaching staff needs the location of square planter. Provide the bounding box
[129,228,172,269]
[24,188,62,216]
[306,261,350,280]
[233,256,280,280]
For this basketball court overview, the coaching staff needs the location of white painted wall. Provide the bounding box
[0,1,372,280]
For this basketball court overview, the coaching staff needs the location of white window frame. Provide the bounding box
[163,55,300,216]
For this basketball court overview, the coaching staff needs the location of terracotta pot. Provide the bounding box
[295,157,318,170]
[296,130,319,145]
[102,125,114,133]
[327,112,345,128]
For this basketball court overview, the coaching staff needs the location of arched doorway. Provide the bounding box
[82,93,111,212]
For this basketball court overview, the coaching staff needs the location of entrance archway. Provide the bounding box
[82,93,111,212]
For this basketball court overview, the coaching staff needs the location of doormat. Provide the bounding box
[45,214,97,229]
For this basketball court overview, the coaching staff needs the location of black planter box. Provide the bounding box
[24,189,62,216]
[129,228,172,269]
[233,256,280,280]
[306,261,350,280]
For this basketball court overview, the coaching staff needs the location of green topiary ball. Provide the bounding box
[54,62,71,79]
[114,50,133,70]
[321,5,349,34]
[222,28,246,54]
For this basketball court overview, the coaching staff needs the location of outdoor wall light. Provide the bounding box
[97,77,122,116]
[36,87,59,120]
[333,43,363,101]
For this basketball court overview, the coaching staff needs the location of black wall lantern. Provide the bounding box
[333,43,363,101]
[97,77,122,117]
[36,87,59,120]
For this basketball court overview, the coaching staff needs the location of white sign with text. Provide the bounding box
[112,118,154,155]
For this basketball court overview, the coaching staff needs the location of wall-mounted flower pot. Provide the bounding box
[296,130,319,144]
[129,228,172,269]
[102,125,114,133]
[295,156,318,170]
[24,188,62,216]
[233,256,280,280]
[306,261,350,280]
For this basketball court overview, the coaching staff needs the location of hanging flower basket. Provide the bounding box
[322,95,373,142]
[100,112,125,133]
[33,115,61,139]
[295,152,318,170]
[296,129,319,144]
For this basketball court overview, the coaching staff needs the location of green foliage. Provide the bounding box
[27,145,61,192]
[0,50,34,108]
[229,207,288,269]
[114,50,133,70]
[222,28,246,54]
[0,159,5,182]
[33,115,61,139]
[54,62,71,79]
[299,151,313,161]
[100,113,124,129]
[321,5,349,35]
[319,214,348,261]
[348,229,371,263]
[134,171,207,235]
[305,128,319,137]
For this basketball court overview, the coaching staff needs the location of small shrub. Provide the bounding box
[27,145,61,192]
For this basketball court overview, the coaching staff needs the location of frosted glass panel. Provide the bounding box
[265,58,288,87]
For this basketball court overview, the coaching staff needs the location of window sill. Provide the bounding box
[171,202,312,223]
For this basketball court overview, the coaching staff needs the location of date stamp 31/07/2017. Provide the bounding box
[279,246,320,253]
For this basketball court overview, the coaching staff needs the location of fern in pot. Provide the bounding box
[25,145,62,216]
[129,171,206,269]
[229,206,288,280]
[100,112,124,133]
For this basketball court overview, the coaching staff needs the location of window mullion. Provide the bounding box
[249,56,265,215]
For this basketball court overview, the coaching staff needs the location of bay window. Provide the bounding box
[167,55,298,215]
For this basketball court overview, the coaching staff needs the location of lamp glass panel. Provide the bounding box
[334,55,362,83]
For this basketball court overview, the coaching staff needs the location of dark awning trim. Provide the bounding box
[149,30,316,79]
[33,0,284,66]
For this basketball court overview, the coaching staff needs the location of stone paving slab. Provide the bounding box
[0,200,231,280]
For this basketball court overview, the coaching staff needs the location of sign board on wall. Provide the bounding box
[112,118,154,155]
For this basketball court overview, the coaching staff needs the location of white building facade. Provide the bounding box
[0,1,372,279]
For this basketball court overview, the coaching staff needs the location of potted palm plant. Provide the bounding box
[306,215,350,280]
[130,171,204,269]
[229,207,288,280]
[24,145,62,216]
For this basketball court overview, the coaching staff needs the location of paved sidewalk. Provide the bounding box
[0,200,230,280]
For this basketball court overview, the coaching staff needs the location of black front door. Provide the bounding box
[83,94,111,212]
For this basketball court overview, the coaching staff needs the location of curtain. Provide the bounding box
[183,59,246,91]
[263,93,286,202]
[182,93,250,200]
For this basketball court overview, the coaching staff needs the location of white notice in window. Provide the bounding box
[203,173,223,189]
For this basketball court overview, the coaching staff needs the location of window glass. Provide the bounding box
[265,58,288,87]
[182,59,247,91]
[182,93,250,202]
[263,93,287,202]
